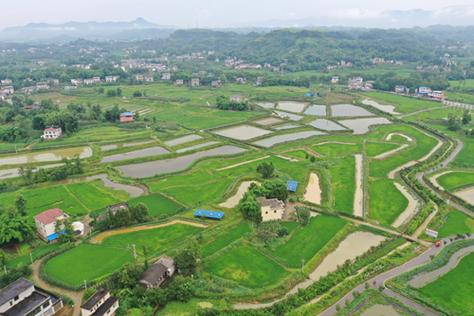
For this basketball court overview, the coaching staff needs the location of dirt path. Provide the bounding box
[304,173,322,205]
[32,259,84,316]
[429,170,452,191]
[385,133,413,142]
[353,154,364,217]
[409,245,474,288]
[276,155,299,162]
[374,144,409,160]
[315,141,357,146]
[219,181,259,208]
[90,220,207,244]
[454,186,474,205]
[216,156,270,171]
[392,183,419,228]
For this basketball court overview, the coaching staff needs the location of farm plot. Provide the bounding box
[304,105,327,116]
[213,125,272,141]
[313,142,361,157]
[274,110,303,121]
[269,215,347,268]
[364,92,441,114]
[117,145,247,178]
[201,221,252,258]
[253,117,285,126]
[368,179,408,226]
[330,104,375,117]
[435,210,474,238]
[328,156,356,213]
[101,146,169,163]
[436,171,474,191]
[272,123,300,130]
[43,243,134,288]
[256,102,276,109]
[164,134,203,147]
[276,101,307,113]
[304,173,322,205]
[308,119,347,131]
[337,117,391,134]
[418,253,474,315]
[454,186,474,205]
[176,141,220,154]
[129,193,184,217]
[203,243,289,289]
[252,131,325,148]
[365,141,403,158]
[0,146,92,166]
[361,98,400,115]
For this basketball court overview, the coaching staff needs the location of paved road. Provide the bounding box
[32,259,84,316]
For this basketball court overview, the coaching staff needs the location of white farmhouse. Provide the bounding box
[34,208,69,242]
[42,127,62,140]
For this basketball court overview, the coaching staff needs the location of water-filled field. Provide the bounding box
[252,131,325,148]
[213,124,272,140]
[101,146,169,163]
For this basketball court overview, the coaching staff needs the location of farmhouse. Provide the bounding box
[120,112,135,123]
[0,278,63,316]
[417,86,432,96]
[34,208,69,242]
[395,85,409,94]
[0,86,14,95]
[211,80,223,88]
[428,90,445,100]
[35,82,50,91]
[348,77,364,90]
[105,76,119,83]
[161,73,171,81]
[175,79,184,86]
[331,76,339,84]
[42,126,62,140]
[258,197,286,222]
[139,256,176,289]
[81,288,119,316]
[190,78,200,87]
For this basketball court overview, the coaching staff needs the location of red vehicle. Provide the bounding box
[435,240,442,247]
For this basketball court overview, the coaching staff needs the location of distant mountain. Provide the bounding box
[0,18,175,42]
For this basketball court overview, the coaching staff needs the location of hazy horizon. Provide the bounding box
[2,0,474,30]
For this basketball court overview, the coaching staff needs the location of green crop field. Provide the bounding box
[129,193,184,217]
[0,180,129,217]
[419,252,474,315]
[436,210,474,238]
[201,222,252,258]
[368,179,408,226]
[364,92,441,114]
[328,156,356,213]
[313,142,362,157]
[269,215,347,268]
[43,244,133,288]
[203,243,289,288]
[365,141,400,157]
[437,171,474,191]
[100,224,203,256]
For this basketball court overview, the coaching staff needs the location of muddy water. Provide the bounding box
[362,98,401,115]
[219,181,259,208]
[118,145,247,178]
[252,131,326,148]
[338,117,391,134]
[308,232,385,281]
[392,183,419,227]
[353,154,364,217]
[454,186,474,205]
[213,125,272,141]
[304,173,321,204]
[0,146,92,165]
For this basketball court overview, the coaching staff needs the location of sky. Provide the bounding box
[1,0,474,29]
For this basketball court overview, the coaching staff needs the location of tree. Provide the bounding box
[462,110,472,125]
[257,162,275,179]
[15,195,27,216]
[261,180,288,201]
[0,212,35,246]
[166,276,194,302]
[175,245,199,276]
[57,219,75,243]
[133,91,143,98]
[238,192,262,223]
[129,203,149,223]
[447,114,461,131]
[296,208,311,226]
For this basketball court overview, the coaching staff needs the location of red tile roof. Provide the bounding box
[35,208,64,225]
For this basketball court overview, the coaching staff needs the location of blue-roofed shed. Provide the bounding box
[287,180,298,192]
[194,209,224,220]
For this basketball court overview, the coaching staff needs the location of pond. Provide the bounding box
[330,104,375,117]
[276,101,307,113]
[304,105,327,116]
[308,119,347,131]
[164,134,203,147]
[252,131,326,148]
[101,146,169,163]
[337,117,391,134]
[117,145,247,178]
[0,146,92,166]
[213,125,272,141]
[362,98,400,115]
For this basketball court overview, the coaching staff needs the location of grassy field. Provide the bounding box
[43,244,133,288]
[201,222,252,258]
[437,171,474,191]
[129,193,184,217]
[328,156,356,213]
[0,180,129,217]
[313,142,362,157]
[419,252,474,315]
[368,179,408,226]
[269,215,347,268]
[364,92,441,114]
[436,210,474,238]
[365,141,400,157]
[203,243,289,288]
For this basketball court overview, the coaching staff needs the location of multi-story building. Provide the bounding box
[34,208,69,242]
[81,289,119,316]
[42,127,62,140]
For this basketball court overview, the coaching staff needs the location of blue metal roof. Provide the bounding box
[287,180,298,192]
[194,209,224,220]
[120,111,135,116]
[47,230,65,241]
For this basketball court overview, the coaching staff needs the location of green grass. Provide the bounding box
[101,224,203,256]
[283,150,309,159]
[364,92,441,114]
[328,156,356,213]
[201,222,252,257]
[6,242,62,268]
[43,243,133,288]
[419,252,474,315]
[129,193,184,217]
[270,215,347,268]
[437,211,474,238]
[437,171,474,191]
[368,179,408,226]
[365,141,400,157]
[203,243,288,288]
[313,143,361,157]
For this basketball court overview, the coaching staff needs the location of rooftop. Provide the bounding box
[194,209,224,220]
[90,296,118,316]
[81,288,109,310]
[35,208,65,225]
[0,278,33,306]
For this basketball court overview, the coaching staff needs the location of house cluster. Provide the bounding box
[0,79,14,101]
[42,126,63,140]
[81,289,119,316]
[0,277,63,316]
[347,77,373,91]
[327,60,353,71]
[371,57,403,65]
[256,180,299,222]
[394,85,410,94]
[121,59,167,72]
[134,74,155,83]
[34,208,84,242]
[331,76,339,84]
[416,86,445,100]
[120,112,135,123]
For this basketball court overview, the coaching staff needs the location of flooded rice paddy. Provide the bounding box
[362,98,400,115]
[254,117,285,126]
[176,141,219,154]
[252,131,325,148]
[0,146,92,166]
[164,134,202,147]
[337,117,391,134]
[309,119,347,131]
[276,101,307,113]
[256,102,276,109]
[272,123,300,130]
[330,104,375,117]
[213,125,272,141]
[304,105,327,116]
[0,163,64,180]
[219,181,259,208]
[101,146,169,163]
[274,110,304,121]
[117,145,247,178]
